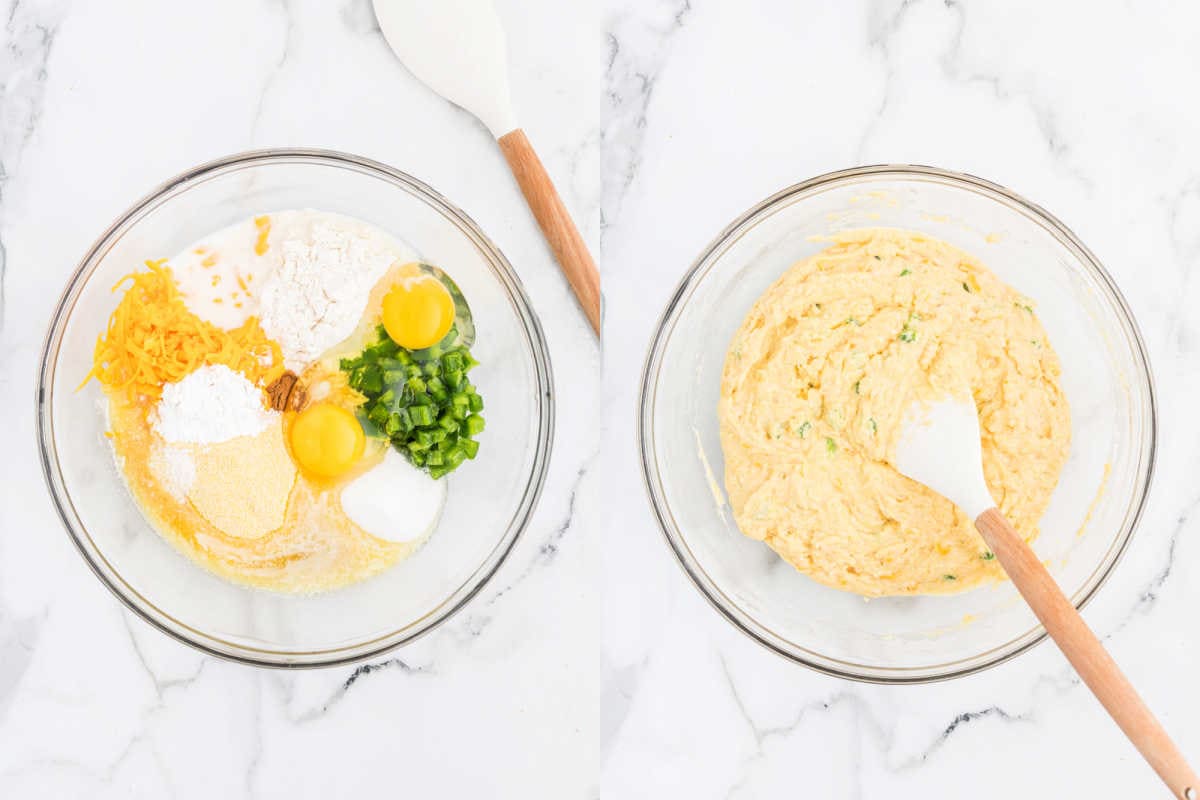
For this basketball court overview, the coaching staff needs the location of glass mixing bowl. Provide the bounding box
[38,149,554,667]
[639,165,1155,683]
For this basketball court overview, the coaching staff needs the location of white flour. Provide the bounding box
[152,364,277,444]
[170,211,414,373]
[258,217,402,370]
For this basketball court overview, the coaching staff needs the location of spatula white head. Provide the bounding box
[373,0,518,138]
[372,0,602,335]
[894,397,996,519]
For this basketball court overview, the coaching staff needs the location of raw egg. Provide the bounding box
[289,403,365,479]
[382,274,455,350]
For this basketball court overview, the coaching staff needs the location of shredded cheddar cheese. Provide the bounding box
[79,260,284,403]
[254,215,271,256]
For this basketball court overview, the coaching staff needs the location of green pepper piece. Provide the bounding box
[409,405,435,427]
[362,365,383,393]
[444,446,467,469]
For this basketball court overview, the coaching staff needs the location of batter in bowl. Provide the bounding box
[718,228,1070,596]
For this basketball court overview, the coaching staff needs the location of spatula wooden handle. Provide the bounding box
[976,508,1198,798]
[498,128,601,335]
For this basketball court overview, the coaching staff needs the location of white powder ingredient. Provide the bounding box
[152,364,277,444]
[149,444,196,500]
[258,218,398,371]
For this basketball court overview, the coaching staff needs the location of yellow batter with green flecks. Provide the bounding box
[718,229,1070,597]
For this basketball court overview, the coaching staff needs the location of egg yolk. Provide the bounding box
[381,275,455,350]
[288,403,365,479]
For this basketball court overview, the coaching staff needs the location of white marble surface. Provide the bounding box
[601,0,1200,798]
[3,0,1200,798]
[0,0,599,797]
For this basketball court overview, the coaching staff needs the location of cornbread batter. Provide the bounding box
[718,229,1070,596]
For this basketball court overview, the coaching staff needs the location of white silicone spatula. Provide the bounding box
[372,0,601,335]
[896,398,1197,799]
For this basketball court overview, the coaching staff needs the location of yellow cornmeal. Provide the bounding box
[108,398,413,593]
[718,228,1070,597]
[186,422,295,540]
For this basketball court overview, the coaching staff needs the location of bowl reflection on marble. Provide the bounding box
[639,165,1155,683]
[37,149,554,668]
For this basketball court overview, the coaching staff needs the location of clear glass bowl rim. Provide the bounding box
[36,148,555,669]
[638,163,1157,684]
